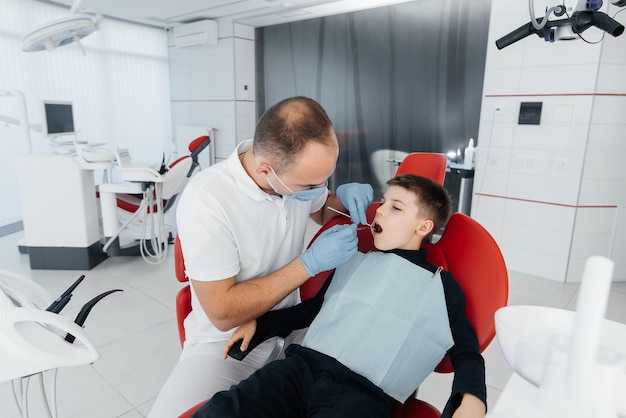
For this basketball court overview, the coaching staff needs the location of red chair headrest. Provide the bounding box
[395,153,447,185]
[188,135,211,153]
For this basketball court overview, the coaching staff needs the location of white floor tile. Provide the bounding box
[91,319,181,408]
[506,270,579,309]
[88,289,173,345]
[137,399,156,417]
[1,365,135,418]
[138,276,185,311]
[606,290,626,324]
[483,338,514,392]
[416,371,454,412]
[117,409,145,418]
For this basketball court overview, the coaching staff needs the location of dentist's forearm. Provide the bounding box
[191,257,311,331]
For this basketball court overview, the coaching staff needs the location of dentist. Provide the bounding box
[149,96,373,417]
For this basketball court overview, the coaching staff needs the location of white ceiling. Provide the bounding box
[42,0,417,28]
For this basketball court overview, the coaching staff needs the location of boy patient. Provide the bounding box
[193,174,486,418]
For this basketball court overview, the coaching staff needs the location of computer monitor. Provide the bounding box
[42,100,75,138]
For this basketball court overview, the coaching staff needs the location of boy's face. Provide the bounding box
[371,185,433,251]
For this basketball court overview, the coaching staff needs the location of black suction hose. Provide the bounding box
[65,289,123,343]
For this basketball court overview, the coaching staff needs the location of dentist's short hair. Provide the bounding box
[253,96,335,173]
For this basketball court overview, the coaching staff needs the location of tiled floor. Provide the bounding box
[1,229,625,417]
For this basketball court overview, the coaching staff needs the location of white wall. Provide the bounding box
[0,0,172,230]
[168,20,256,165]
[472,0,626,282]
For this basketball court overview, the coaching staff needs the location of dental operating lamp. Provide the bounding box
[22,0,101,53]
[496,0,625,49]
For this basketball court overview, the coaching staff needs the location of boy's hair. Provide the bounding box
[386,174,452,238]
[253,96,335,173]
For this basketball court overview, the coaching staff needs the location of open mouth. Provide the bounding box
[372,222,382,233]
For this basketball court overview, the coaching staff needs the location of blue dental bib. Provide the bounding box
[302,251,454,402]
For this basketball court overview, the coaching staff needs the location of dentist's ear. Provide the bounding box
[256,163,271,176]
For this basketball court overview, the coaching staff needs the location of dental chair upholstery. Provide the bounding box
[175,208,508,417]
[175,234,191,347]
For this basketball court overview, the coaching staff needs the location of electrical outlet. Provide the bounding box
[514,156,537,168]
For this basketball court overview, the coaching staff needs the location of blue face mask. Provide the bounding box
[266,166,328,202]
[286,185,328,202]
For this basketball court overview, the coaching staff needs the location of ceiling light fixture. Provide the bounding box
[22,0,102,53]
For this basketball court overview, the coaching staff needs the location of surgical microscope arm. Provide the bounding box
[496,2,625,50]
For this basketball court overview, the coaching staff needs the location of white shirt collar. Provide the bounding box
[227,139,277,202]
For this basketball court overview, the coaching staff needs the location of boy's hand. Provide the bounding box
[451,393,486,418]
[223,320,257,359]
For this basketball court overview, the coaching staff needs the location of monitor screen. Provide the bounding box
[43,101,74,137]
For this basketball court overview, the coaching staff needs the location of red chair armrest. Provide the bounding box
[178,400,205,418]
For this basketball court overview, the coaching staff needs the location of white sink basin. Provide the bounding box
[493,259,625,418]
[495,305,626,388]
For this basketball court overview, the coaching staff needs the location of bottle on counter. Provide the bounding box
[464,138,475,168]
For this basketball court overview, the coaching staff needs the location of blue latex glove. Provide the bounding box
[299,224,358,276]
[336,183,373,225]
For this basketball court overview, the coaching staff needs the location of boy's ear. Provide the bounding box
[416,219,434,237]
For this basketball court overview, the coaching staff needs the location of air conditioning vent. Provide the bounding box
[173,20,218,48]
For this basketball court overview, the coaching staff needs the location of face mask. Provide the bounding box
[287,186,328,202]
[266,166,328,202]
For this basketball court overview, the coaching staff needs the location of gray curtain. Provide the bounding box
[257,0,491,197]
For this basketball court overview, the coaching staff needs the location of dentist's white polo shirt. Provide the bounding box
[176,139,326,345]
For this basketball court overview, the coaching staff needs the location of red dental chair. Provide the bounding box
[112,135,211,215]
[174,206,509,417]
[97,135,211,257]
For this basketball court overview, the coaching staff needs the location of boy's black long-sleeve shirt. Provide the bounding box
[241,248,486,416]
